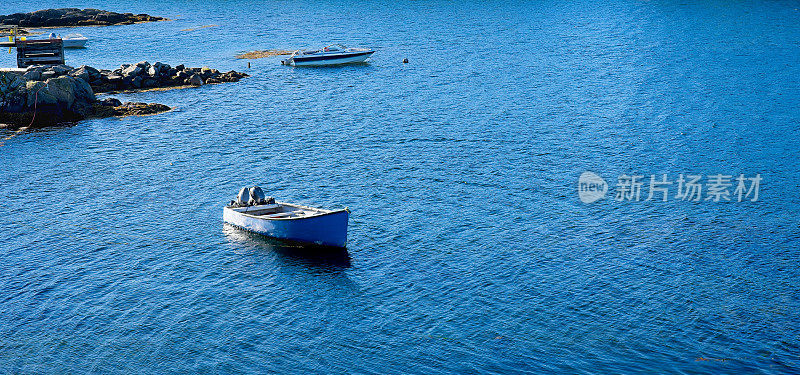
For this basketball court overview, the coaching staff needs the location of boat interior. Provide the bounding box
[295,44,370,56]
[231,203,329,219]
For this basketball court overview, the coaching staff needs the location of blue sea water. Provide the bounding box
[1,0,800,373]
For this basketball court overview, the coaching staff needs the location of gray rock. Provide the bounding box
[25,81,58,107]
[98,97,122,107]
[107,74,123,83]
[188,74,203,86]
[83,65,101,81]
[147,66,157,77]
[131,76,143,88]
[142,78,157,88]
[51,65,72,75]
[5,88,27,112]
[22,70,42,81]
[26,65,47,73]
[97,70,112,82]
[0,72,26,108]
[45,76,77,109]
[153,62,169,73]
[122,64,142,77]
[69,66,90,82]
[41,71,57,80]
[72,76,95,103]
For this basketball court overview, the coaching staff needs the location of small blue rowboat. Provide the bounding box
[223,187,349,248]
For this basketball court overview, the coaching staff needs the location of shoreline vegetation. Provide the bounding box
[180,25,218,32]
[236,50,293,59]
[0,8,167,28]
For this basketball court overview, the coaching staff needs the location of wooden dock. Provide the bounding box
[1,38,65,68]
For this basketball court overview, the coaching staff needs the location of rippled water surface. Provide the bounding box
[1,0,800,373]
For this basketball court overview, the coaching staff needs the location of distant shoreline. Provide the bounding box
[0,8,167,29]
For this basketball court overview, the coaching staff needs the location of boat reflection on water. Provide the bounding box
[222,223,351,268]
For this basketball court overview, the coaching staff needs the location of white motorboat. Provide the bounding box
[47,33,87,48]
[223,187,350,248]
[281,44,374,66]
[62,33,88,48]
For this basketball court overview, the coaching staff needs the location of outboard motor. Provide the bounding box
[249,186,267,205]
[236,187,251,206]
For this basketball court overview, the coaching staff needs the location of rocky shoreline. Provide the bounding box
[22,62,248,93]
[0,8,166,28]
[0,63,248,129]
[91,100,172,118]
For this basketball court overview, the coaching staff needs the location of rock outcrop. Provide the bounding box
[1,61,246,129]
[0,70,171,128]
[0,71,96,127]
[90,101,171,119]
[23,62,248,94]
[0,8,166,28]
